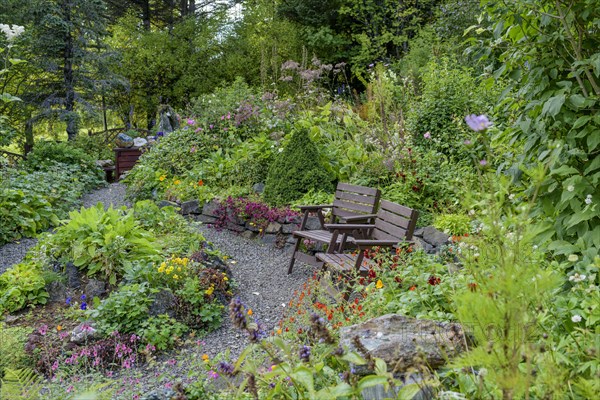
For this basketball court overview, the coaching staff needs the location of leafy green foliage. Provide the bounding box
[407,57,495,160]
[433,213,472,236]
[175,277,223,332]
[141,314,188,351]
[22,141,99,172]
[0,263,48,313]
[42,204,160,285]
[475,0,600,261]
[88,283,156,335]
[264,128,334,206]
[0,188,56,244]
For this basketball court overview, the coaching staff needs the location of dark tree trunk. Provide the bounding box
[24,118,34,155]
[142,0,151,30]
[62,0,77,141]
[189,0,195,15]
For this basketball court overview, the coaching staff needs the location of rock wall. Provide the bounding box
[176,199,450,254]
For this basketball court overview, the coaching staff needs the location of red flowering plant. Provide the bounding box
[275,272,376,340]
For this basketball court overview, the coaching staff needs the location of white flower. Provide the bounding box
[585,194,592,205]
[508,193,515,200]
[569,273,586,283]
[478,368,488,377]
[0,24,25,42]
[278,148,283,153]
[571,315,582,323]
[568,254,579,262]
[567,185,575,192]
[468,209,476,216]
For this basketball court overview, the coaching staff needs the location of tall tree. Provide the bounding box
[28,0,109,140]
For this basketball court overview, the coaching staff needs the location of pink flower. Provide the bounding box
[38,324,48,335]
[187,118,196,125]
[52,360,59,371]
[195,127,203,133]
[208,370,219,379]
[479,159,487,166]
[423,132,431,139]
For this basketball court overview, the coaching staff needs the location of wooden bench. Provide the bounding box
[288,183,381,274]
[316,200,419,293]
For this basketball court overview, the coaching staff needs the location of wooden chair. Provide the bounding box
[316,200,419,289]
[287,183,381,274]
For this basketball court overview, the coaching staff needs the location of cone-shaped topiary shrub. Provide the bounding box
[263,128,334,206]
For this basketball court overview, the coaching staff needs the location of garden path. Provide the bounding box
[0,183,129,274]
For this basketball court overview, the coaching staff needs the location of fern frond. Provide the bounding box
[0,368,41,400]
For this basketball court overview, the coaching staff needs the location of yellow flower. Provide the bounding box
[159,175,166,182]
[205,286,214,296]
[223,276,228,281]
[158,266,165,273]
[376,279,384,289]
[173,274,179,280]
[160,262,167,269]
[174,179,181,185]
[276,328,282,335]
[202,354,209,363]
[247,309,253,316]
[177,267,182,272]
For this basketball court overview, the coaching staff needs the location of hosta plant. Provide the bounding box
[43,204,161,285]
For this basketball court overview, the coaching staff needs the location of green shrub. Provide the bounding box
[0,263,49,313]
[88,283,157,334]
[43,204,161,285]
[407,57,494,160]
[263,128,334,206]
[22,141,99,173]
[292,189,334,208]
[0,188,57,245]
[433,213,472,236]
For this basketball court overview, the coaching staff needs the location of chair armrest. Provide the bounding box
[352,239,405,249]
[298,204,333,211]
[339,214,377,222]
[324,224,375,232]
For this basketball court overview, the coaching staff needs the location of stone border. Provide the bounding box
[166,199,450,254]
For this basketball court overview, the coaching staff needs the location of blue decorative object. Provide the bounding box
[115,133,134,148]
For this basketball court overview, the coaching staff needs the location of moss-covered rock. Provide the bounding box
[263,128,334,206]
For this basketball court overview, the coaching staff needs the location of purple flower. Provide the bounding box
[463,139,472,145]
[187,118,196,125]
[195,127,203,133]
[465,114,491,132]
[209,124,214,130]
[368,63,374,68]
[208,370,219,379]
[157,131,164,137]
[299,345,311,362]
[423,132,431,139]
[66,297,72,306]
[38,325,48,335]
[80,302,87,310]
[81,294,86,301]
[479,159,488,166]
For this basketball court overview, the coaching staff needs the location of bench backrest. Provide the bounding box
[372,200,419,242]
[332,183,381,221]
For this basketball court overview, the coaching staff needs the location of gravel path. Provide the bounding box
[0,183,129,274]
[195,226,313,356]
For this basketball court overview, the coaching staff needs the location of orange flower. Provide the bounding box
[276,328,282,335]
[56,325,62,331]
[409,285,416,291]
[202,354,209,362]
[197,179,204,186]
[247,308,253,316]
[375,279,384,289]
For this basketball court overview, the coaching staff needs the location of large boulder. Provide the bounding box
[418,226,450,248]
[115,133,134,148]
[339,314,465,376]
[84,279,106,299]
[202,200,221,218]
[181,199,201,215]
[65,262,82,289]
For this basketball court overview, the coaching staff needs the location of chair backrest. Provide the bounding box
[332,183,381,221]
[372,200,419,242]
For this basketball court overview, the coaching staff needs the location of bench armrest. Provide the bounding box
[352,239,413,249]
[298,204,333,211]
[339,214,377,222]
[324,224,375,232]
